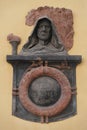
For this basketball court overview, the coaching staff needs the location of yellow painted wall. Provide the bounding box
[0,0,87,129]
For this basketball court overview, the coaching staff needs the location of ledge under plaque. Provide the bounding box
[6,6,82,123]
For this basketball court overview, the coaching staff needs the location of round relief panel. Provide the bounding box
[28,76,61,106]
[19,66,71,117]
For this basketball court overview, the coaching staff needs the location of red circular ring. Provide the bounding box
[19,66,71,117]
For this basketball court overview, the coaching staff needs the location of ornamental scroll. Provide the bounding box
[7,6,82,123]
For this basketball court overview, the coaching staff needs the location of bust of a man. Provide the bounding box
[20,17,67,55]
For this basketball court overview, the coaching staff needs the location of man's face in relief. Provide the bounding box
[37,20,51,41]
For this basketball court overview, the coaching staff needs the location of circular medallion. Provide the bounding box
[28,76,61,106]
[19,66,71,117]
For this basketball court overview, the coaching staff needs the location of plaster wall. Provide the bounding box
[0,0,87,130]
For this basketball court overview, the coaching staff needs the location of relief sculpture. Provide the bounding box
[7,6,82,123]
[20,17,67,55]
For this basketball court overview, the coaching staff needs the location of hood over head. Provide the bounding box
[22,17,65,52]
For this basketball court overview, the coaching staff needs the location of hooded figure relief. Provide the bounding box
[6,7,82,123]
[20,17,67,55]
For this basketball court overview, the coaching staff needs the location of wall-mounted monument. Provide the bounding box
[6,6,82,123]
